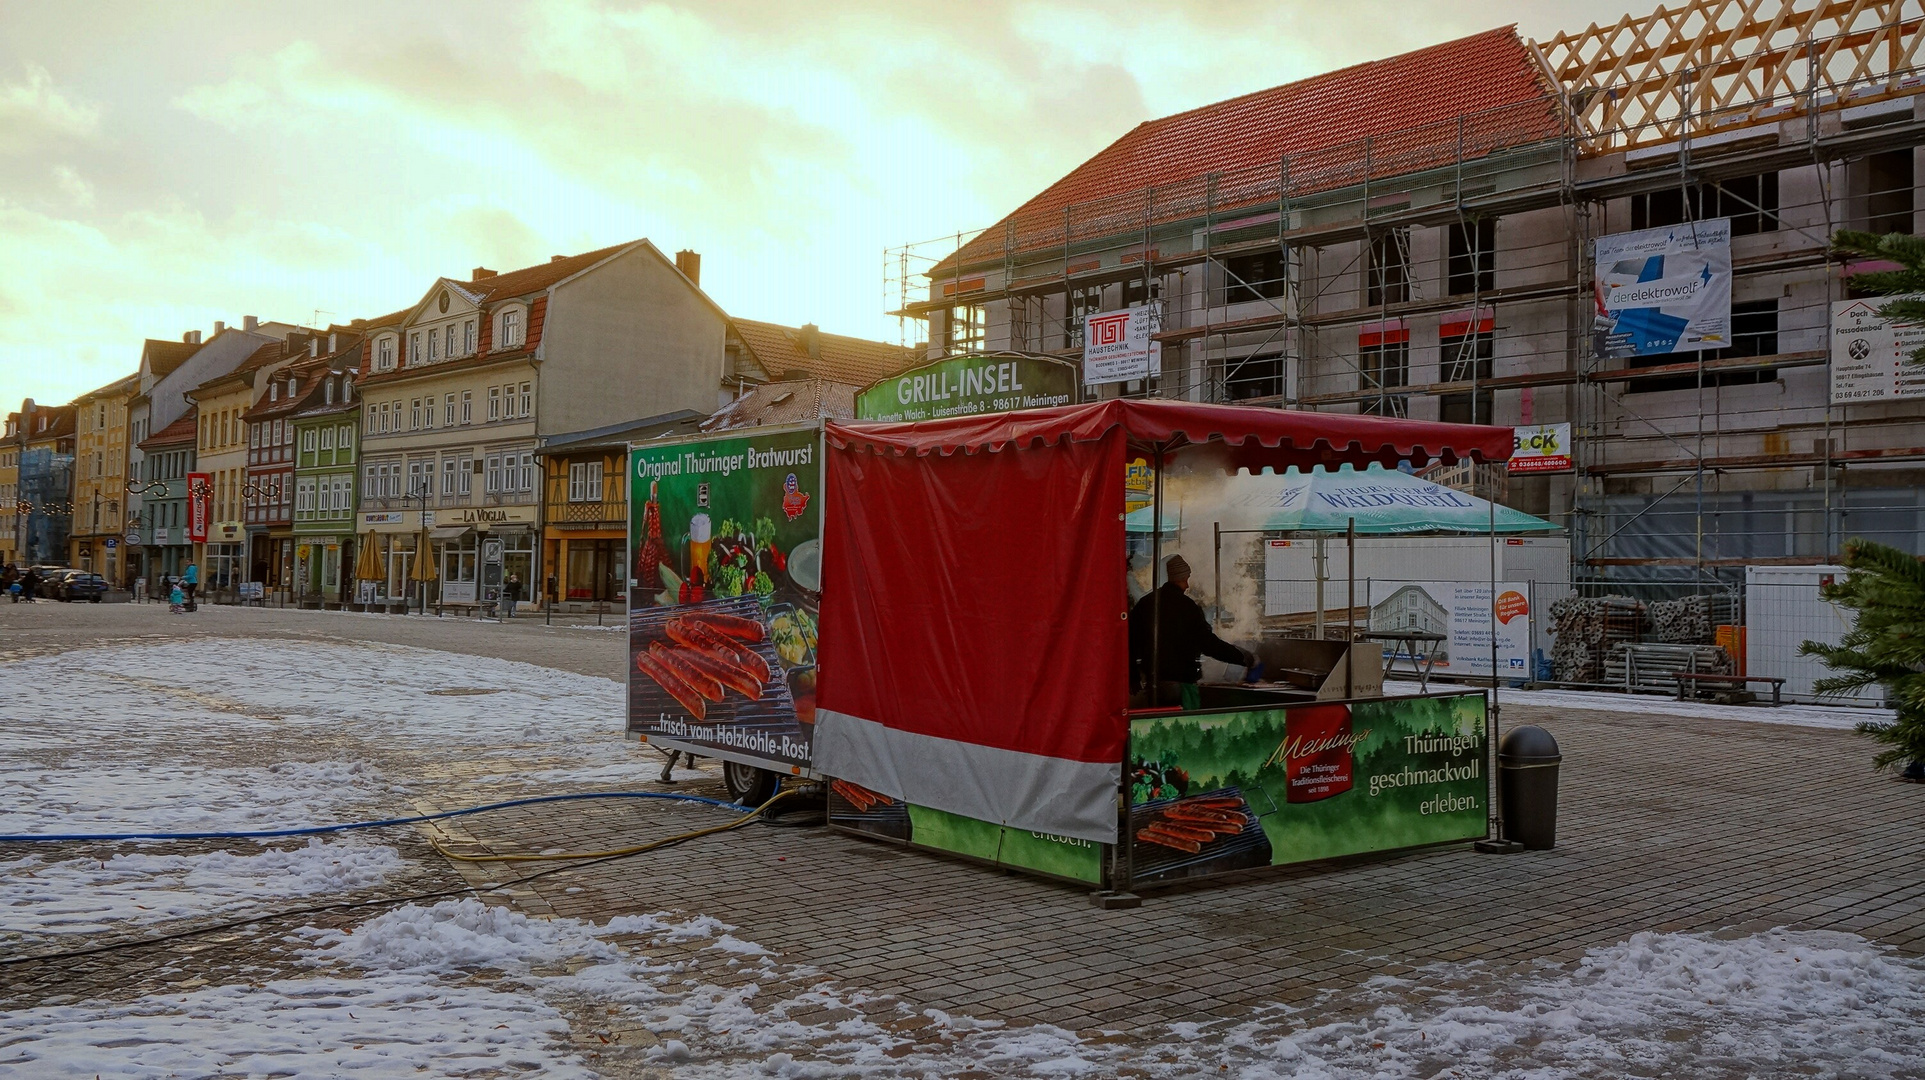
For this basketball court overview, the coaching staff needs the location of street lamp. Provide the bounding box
[241,479,283,501]
[126,478,167,498]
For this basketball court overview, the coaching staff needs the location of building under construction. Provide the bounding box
[887,0,1925,587]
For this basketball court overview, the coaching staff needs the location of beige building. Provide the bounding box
[184,339,300,593]
[69,373,141,583]
[356,240,729,610]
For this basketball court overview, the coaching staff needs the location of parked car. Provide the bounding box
[25,566,68,599]
[52,571,107,603]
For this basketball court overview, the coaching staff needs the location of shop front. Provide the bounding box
[358,511,420,609]
[294,534,351,607]
[203,521,246,601]
[432,505,537,610]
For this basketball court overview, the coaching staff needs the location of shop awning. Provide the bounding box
[1126,463,1560,535]
[826,398,1514,472]
[427,525,471,541]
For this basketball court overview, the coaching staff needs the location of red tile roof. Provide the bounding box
[140,407,199,450]
[702,379,856,431]
[244,358,336,422]
[941,27,1560,270]
[465,244,631,301]
[730,320,917,388]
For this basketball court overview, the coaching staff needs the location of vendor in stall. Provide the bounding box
[1129,554,1256,709]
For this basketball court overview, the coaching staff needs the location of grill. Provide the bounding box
[627,595,801,736]
[1128,787,1273,884]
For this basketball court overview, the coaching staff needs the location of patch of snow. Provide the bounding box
[1,840,405,939]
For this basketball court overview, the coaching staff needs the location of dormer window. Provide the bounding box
[287,377,297,396]
[499,308,523,349]
[270,384,279,402]
[464,319,476,354]
[376,337,395,371]
[409,332,421,365]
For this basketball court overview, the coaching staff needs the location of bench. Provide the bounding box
[1672,672,1785,707]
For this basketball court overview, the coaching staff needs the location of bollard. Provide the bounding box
[1497,725,1561,850]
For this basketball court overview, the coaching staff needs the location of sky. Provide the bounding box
[0,0,1635,408]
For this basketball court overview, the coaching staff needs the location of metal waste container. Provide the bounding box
[1498,725,1561,850]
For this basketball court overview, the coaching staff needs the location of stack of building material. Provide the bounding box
[1549,595,1646,683]
[1603,642,1733,693]
[1647,592,1741,644]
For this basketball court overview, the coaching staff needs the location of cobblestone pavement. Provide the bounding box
[6,600,1924,1050]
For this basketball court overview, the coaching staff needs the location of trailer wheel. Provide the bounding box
[723,760,779,806]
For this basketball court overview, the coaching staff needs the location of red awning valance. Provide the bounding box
[825,398,1513,470]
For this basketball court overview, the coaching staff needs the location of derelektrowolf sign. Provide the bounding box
[1593,220,1732,358]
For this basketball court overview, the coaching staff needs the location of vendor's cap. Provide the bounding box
[1165,554,1191,578]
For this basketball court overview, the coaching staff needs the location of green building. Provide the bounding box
[291,366,360,606]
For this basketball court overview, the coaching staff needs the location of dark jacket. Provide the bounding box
[503,577,523,601]
[1129,581,1247,685]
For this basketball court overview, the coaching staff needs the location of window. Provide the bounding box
[485,452,502,494]
[568,460,602,502]
[445,324,457,358]
[302,429,318,453]
[1632,173,1781,236]
[1367,228,1410,307]
[517,382,532,418]
[1447,218,1496,296]
[366,404,378,430]
[464,319,476,355]
[500,309,522,348]
[945,304,985,352]
[1223,353,1284,401]
[1359,340,1410,416]
[518,451,534,493]
[411,399,422,430]
[408,459,427,499]
[409,332,421,365]
[1065,285,1103,348]
[458,456,472,496]
[1628,299,1781,392]
[297,478,314,516]
[460,391,472,425]
[443,394,455,426]
[488,386,501,422]
[1223,250,1287,304]
[365,463,376,500]
[249,423,260,449]
[338,425,352,459]
[377,337,395,370]
[427,328,439,361]
[1438,330,1495,425]
[1865,151,1914,235]
[319,426,333,451]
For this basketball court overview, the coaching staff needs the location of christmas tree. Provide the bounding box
[1799,538,1925,777]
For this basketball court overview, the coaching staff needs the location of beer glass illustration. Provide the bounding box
[688,512,713,584]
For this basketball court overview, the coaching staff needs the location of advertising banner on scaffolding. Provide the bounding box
[1829,295,1925,403]
[627,424,824,776]
[1592,219,1732,359]
[1082,303,1163,385]
[1508,423,1573,474]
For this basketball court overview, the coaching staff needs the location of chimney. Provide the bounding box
[550,255,566,263]
[472,266,497,280]
[213,321,226,334]
[243,315,259,332]
[183,330,202,345]
[675,250,702,286]
[798,323,821,361]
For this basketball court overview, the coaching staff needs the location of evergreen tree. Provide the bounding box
[1799,538,1925,774]
[1831,229,1925,361]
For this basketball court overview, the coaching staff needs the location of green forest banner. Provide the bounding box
[626,426,823,772]
[1127,693,1488,883]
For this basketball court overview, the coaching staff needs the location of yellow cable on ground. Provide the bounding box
[429,789,805,863]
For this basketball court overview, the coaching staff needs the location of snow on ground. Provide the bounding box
[6,899,1923,1079]
[0,638,657,942]
[1377,678,1893,732]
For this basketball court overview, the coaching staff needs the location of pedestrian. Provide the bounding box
[18,567,38,603]
[0,564,14,596]
[502,573,522,619]
[1127,554,1257,710]
[181,562,199,607]
[169,579,185,614]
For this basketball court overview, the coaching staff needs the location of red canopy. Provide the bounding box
[825,398,1514,472]
[813,399,1514,845]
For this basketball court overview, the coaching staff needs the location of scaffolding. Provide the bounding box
[882,0,1925,590]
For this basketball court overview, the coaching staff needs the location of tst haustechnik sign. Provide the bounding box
[1082,304,1163,385]
[856,353,1077,422]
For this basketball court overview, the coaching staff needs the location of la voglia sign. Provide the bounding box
[855,352,1078,422]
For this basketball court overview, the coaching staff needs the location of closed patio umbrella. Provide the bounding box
[353,532,383,582]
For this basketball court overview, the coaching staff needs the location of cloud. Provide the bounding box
[0,63,98,152]
[52,165,93,207]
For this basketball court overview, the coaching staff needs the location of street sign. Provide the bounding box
[105,538,119,550]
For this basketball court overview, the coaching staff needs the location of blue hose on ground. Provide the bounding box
[0,790,751,843]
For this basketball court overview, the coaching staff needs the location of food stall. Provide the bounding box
[627,400,1517,891]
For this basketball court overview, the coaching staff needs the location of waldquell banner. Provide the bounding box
[1126,693,1488,885]
[627,425,823,773]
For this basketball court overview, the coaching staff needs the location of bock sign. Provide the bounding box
[1508,423,1572,474]
[1082,304,1163,385]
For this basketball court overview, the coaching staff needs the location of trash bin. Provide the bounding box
[1498,725,1561,850]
